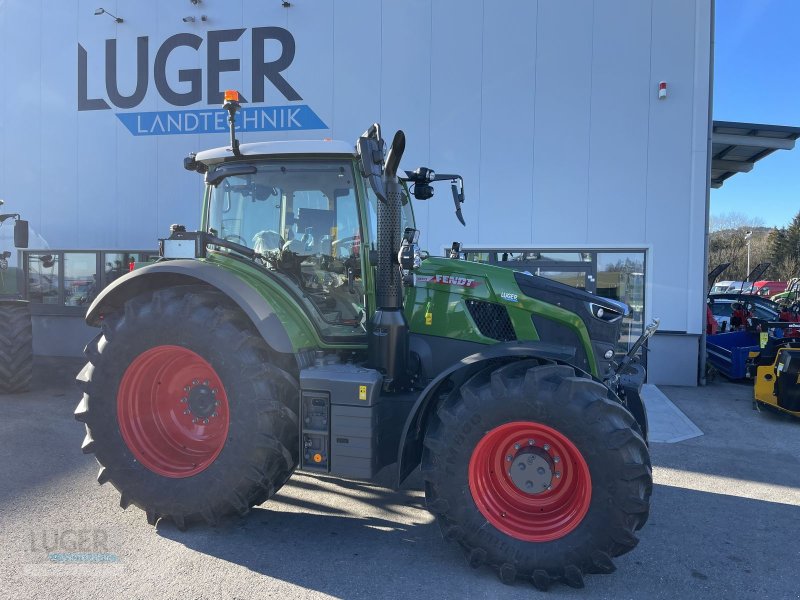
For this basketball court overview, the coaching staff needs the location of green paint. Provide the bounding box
[203,253,367,351]
[406,257,598,375]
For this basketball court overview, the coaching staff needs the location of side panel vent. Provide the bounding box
[465,299,516,342]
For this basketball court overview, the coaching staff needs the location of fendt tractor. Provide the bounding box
[0,201,32,394]
[76,91,658,589]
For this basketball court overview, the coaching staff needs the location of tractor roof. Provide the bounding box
[195,139,355,165]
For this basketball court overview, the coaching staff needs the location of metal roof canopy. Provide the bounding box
[711,120,800,188]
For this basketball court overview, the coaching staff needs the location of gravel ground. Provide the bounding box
[1,358,799,599]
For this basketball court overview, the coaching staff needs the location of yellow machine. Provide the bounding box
[753,345,800,416]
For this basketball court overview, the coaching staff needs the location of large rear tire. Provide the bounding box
[74,286,298,529]
[0,300,33,394]
[422,360,651,589]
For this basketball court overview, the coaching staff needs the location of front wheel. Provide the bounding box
[422,361,651,589]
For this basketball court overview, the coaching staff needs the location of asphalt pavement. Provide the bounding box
[2,358,800,599]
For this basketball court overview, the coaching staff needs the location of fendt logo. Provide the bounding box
[78,27,326,136]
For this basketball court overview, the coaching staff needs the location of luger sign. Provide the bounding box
[78,26,327,136]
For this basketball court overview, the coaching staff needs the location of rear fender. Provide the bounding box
[85,259,293,356]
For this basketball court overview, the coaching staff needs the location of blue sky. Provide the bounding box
[712,0,800,228]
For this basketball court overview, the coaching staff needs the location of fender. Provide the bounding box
[396,341,578,485]
[85,259,293,354]
[618,362,649,443]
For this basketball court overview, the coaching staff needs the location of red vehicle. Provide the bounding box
[753,280,788,297]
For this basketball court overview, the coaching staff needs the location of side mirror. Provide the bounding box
[14,219,29,248]
[356,124,386,203]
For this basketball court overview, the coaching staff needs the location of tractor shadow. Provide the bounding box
[155,470,484,597]
[156,475,800,599]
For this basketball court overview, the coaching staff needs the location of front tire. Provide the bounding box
[74,286,298,529]
[422,361,651,589]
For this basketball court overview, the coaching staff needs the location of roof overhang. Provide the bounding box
[711,121,800,188]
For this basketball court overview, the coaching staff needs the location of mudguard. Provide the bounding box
[396,341,579,485]
[618,362,649,443]
[85,259,293,354]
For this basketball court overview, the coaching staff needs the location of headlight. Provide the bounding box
[589,302,623,323]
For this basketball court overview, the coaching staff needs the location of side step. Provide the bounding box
[299,362,383,479]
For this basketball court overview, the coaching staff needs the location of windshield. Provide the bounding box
[206,159,367,332]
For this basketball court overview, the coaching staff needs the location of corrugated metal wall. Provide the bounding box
[0,0,712,381]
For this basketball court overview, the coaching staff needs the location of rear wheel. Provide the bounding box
[422,361,651,589]
[74,286,298,529]
[0,300,33,394]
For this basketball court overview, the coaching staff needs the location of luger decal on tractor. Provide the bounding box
[76,90,659,590]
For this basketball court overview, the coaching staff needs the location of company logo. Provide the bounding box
[500,291,519,303]
[417,274,480,288]
[78,27,327,135]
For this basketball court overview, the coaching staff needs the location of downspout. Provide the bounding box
[699,0,715,385]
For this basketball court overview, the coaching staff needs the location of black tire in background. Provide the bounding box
[0,300,33,394]
[422,360,652,590]
[74,286,299,529]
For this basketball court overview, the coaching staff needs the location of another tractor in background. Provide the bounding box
[0,201,32,393]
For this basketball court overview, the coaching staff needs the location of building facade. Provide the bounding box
[0,0,713,384]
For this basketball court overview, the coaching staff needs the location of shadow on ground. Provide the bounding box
[155,472,800,598]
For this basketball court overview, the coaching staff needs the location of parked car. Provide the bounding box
[709,280,752,295]
[751,280,788,297]
[708,296,778,330]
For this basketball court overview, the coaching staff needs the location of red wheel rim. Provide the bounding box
[117,345,230,478]
[468,421,591,542]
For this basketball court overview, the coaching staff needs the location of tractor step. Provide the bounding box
[299,362,384,479]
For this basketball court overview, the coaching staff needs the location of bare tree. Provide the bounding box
[709,211,765,233]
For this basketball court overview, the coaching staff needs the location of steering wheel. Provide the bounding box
[224,234,248,246]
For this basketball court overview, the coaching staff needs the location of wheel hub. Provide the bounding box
[117,345,230,478]
[185,382,219,421]
[508,450,554,494]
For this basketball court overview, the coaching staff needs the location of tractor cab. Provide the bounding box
[192,141,415,336]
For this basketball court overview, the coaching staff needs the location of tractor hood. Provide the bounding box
[513,271,630,316]
[405,257,630,378]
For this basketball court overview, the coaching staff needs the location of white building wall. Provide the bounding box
[0,0,712,384]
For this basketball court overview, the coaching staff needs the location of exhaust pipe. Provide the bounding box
[368,130,409,390]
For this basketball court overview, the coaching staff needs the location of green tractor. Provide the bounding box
[0,200,33,394]
[76,92,657,589]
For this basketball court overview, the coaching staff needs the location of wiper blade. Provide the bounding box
[206,163,257,186]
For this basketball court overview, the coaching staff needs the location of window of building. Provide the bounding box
[22,250,156,314]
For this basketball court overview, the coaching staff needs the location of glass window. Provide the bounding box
[64,253,98,307]
[597,252,646,354]
[23,250,155,309]
[27,253,60,304]
[103,252,154,287]
[207,161,369,329]
[537,270,588,290]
